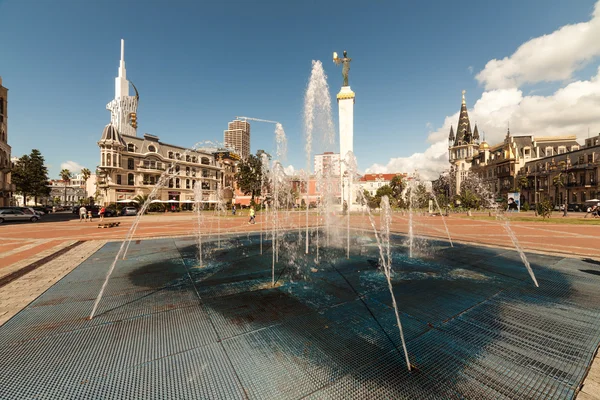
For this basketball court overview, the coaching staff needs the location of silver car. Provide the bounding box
[0,209,40,223]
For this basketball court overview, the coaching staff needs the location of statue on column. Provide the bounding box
[333,50,352,87]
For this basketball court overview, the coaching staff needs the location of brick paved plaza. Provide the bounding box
[0,210,599,399]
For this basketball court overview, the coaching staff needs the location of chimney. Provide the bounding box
[0,76,3,86]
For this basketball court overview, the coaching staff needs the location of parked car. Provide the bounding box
[32,206,48,215]
[121,207,138,216]
[0,209,40,223]
[1,206,42,216]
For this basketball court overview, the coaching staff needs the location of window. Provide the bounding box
[168,151,174,159]
[572,145,580,151]
[558,146,566,154]
[127,143,135,152]
[102,153,105,166]
[589,154,594,163]
[107,153,111,166]
[546,147,553,156]
[202,181,210,190]
[186,167,190,176]
[186,155,190,162]
[572,193,577,203]
[202,169,208,178]
[175,178,180,189]
[128,173,134,186]
[579,156,585,164]
[0,97,3,114]
[128,158,134,170]
[169,179,173,188]
[148,145,156,152]
[523,147,531,158]
[201,157,210,165]
[117,175,122,185]
[186,179,190,189]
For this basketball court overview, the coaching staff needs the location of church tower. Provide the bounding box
[106,39,139,137]
[448,90,479,195]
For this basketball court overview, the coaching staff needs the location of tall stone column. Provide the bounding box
[338,86,355,208]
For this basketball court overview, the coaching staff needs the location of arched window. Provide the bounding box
[0,97,4,114]
[107,153,111,166]
[128,158,134,170]
[127,143,135,152]
[192,180,196,189]
[186,155,190,162]
[201,157,210,165]
[169,179,174,188]
[112,154,117,167]
[102,153,105,166]
[186,167,190,176]
[175,178,180,188]
[168,151,174,159]
[128,173,134,186]
[148,145,157,152]
[186,179,190,189]
[175,165,180,173]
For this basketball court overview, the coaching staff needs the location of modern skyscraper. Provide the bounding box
[314,152,340,176]
[224,119,250,160]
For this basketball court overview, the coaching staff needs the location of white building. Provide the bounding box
[96,40,235,206]
[314,152,340,176]
[357,173,407,196]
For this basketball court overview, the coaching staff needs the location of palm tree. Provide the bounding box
[59,169,71,206]
[389,175,405,205]
[553,172,565,206]
[80,168,91,204]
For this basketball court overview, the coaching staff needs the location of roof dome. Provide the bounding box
[100,123,126,146]
[479,141,489,150]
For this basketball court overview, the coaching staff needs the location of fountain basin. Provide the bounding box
[0,233,599,399]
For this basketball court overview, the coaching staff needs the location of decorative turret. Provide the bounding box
[454,90,473,145]
[473,124,480,142]
[98,123,125,170]
[448,125,455,145]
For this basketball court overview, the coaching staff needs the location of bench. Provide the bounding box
[97,222,121,228]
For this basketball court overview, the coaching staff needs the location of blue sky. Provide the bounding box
[1,0,598,179]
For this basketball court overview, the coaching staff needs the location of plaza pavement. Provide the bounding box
[0,210,599,398]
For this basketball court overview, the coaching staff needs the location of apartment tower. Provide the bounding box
[224,119,250,160]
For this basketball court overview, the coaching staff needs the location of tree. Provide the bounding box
[536,199,553,219]
[60,169,71,206]
[389,175,405,203]
[553,172,565,206]
[81,167,91,197]
[11,149,50,205]
[234,151,270,204]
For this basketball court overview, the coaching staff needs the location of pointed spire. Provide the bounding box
[473,124,480,141]
[454,90,472,145]
[448,125,455,142]
[115,39,129,98]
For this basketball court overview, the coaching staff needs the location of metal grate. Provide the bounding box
[1,234,599,399]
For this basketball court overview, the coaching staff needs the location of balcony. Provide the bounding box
[0,182,15,192]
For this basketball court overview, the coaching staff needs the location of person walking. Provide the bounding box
[99,206,106,222]
[248,206,255,224]
[79,205,87,222]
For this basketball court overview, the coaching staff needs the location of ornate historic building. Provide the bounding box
[97,40,237,206]
[448,91,480,195]
[0,77,15,207]
[519,134,600,207]
[448,90,580,202]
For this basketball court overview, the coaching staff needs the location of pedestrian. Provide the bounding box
[248,206,255,224]
[79,205,87,222]
[87,210,93,222]
[232,204,236,216]
[99,206,106,222]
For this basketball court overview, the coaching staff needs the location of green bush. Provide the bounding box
[522,202,530,212]
[536,200,553,219]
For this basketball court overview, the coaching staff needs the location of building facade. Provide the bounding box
[314,152,340,176]
[97,40,236,206]
[448,90,580,202]
[519,134,600,207]
[0,77,15,207]
[358,173,407,196]
[224,119,250,160]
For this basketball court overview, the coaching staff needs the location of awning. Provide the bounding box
[116,199,139,203]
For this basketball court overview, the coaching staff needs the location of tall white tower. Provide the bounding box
[106,39,139,136]
[338,86,355,207]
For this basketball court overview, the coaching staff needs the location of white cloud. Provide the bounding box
[284,165,295,175]
[365,141,449,181]
[368,2,600,182]
[476,2,600,90]
[60,161,84,173]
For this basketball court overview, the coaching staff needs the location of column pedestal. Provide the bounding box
[338,86,355,210]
